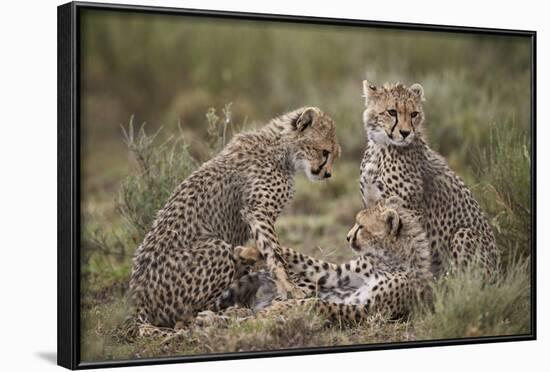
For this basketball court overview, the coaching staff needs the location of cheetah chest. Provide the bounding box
[360,144,424,208]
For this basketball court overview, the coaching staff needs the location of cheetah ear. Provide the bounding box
[410,83,425,101]
[363,80,377,95]
[294,107,319,132]
[362,80,378,105]
[382,209,400,237]
[363,80,378,98]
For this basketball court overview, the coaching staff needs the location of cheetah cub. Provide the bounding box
[360,81,498,276]
[130,107,340,329]
[211,197,432,323]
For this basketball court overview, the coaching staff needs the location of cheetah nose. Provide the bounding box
[346,235,351,242]
[324,171,331,178]
[399,129,411,138]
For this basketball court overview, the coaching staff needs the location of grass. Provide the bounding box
[80,108,531,362]
[414,257,531,339]
[79,11,532,363]
[473,121,532,267]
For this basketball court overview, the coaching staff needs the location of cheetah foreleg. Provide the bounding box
[245,212,305,300]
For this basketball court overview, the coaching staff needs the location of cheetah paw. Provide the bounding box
[194,310,229,327]
[234,245,262,263]
[277,283,306,300]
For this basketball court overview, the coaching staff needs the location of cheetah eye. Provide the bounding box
[358,224,364,229]
[322,150,330,157]
[387,109,397,117]
[411,111,419,118]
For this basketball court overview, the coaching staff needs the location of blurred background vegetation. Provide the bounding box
[79,9,532,362]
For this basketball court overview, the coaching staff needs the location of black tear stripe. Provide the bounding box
[390,115,399,137]
[407,106,416,133]
[352,226,360,243]
[312,153,329,175]
[396,220,403,237]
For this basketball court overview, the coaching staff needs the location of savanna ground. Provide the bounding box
[79,9,533,362]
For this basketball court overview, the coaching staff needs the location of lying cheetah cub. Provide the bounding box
[130,107,340,329]
[360,81,498,276]
[215,197,433,323]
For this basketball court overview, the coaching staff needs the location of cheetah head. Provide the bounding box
[346,197,406,255]
[362,80,425,147]
[291,107,341,181]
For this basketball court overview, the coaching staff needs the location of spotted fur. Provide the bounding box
[359,81,499,276]
[213,197,433,323]
[128,107,340,334]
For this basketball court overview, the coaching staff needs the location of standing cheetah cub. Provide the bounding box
[130,107,340,329]
[360,81,498,276]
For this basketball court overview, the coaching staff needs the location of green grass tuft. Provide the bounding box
[118,116,198,238]
[473,120,532,267]
[414,257,531,340]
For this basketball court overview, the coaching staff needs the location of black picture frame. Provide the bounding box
[57,1,537,369]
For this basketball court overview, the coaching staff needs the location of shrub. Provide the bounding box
[414,257,531,339]
[473,120,532,268]
[81,116,199,300]
[117,116,198,239]
[82,107,233,290]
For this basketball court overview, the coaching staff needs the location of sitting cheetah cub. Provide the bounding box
[214,197,433,323]
[360,81,498,276]
[130,107,340,329]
